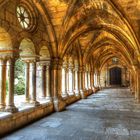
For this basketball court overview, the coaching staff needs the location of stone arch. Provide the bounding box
[0,0,9,7]
[38,41,53,58]
[19,38,36,58]
[32,1,58,56]
[39,46,50,61]
[109,65,124,70]
[60,24,138,61]
[83,37,134,65]
[92,45,132,71]
[100,56,129,72]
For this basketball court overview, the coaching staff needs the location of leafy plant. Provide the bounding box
[14,59,25,95]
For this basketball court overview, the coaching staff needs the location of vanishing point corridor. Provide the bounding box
[2,88,140,140]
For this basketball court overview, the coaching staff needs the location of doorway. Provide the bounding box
[109,67,122,86]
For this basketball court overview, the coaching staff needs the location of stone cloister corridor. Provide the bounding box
[2,88,140,140]
[0,0,140,139]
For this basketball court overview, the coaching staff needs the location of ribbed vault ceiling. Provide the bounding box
[0,0,140,70]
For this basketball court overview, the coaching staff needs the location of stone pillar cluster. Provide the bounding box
[73,65,79,96]
[128,64,140,103]
[0,57,18,113]
[133,65,140,102]
[51,58,66,111]
[37,61,51,101]
[61,60,96,100]
[0,55,97,113]
[22,60,39,106]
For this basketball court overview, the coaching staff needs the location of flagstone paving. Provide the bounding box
[2,88,140,140]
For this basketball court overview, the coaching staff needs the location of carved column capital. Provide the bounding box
[51,58,63,70]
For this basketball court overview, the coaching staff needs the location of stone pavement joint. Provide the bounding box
[2,88,140,140]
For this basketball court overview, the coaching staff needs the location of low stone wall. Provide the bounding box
[0,90,96,137]
[65,95,79,105]
[0,102,54,137]
[88,89,93,95]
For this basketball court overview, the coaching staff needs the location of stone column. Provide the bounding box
[74,66,79,96]
[136,68,140,102]
[68,64,73,95]
[64,66,69,97]
[131,65,138,100]
[79,66,86,99]
[68,64,74,95]
[6,59,18,113]
[93,71,95,89]
[72,68,75,95]
[29,62,40,106]
[131,73,135,95]
[46,63,51,100]
[129,73,132,91]
[24,62,30,102]
[125,68,127,86]
[78,67,81,93]
[97,71,101,88]
[61,63,69,97]
[85,71,88,90]
[130,71,134,94]
[0,59,6,111]
[94,71,98,87]
[40,64,46,98]
[66,67,69,94]
[82,67,86,90]
[51,58,66,111]
[88,71,91,89]
[90,71,94,91]
[134,73,137,100]
[106,65,109,86]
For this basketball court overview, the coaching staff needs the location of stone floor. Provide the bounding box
[2,87,140,140]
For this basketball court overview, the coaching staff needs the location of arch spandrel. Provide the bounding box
[0,27,12,50]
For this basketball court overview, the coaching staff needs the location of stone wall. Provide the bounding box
[0,102,54,137]
[0,89,94,137]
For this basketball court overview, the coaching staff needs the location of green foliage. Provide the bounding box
[15,59,25,79]
[14,59,25,95]
[14,80,25,95]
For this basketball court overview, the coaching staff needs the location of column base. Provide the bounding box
[53,98,66,112]
[88,89,93,95]
[74,90,81,99]
[30,101,40,107]
[80,90,87,99]
[46,96,53,102]
[67,92,74,96]
[25,98,30,102]
[5,105,18,113]
[93,87,99,93]
[0,105,6,111]
[22,99,30,104]
[40,96,46,99]
[61,92,69,98]
[75,94,81,100]
[84,90,89,97]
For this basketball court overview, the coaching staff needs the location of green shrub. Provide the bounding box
[14,59,25,95]
[14,79,25,95]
